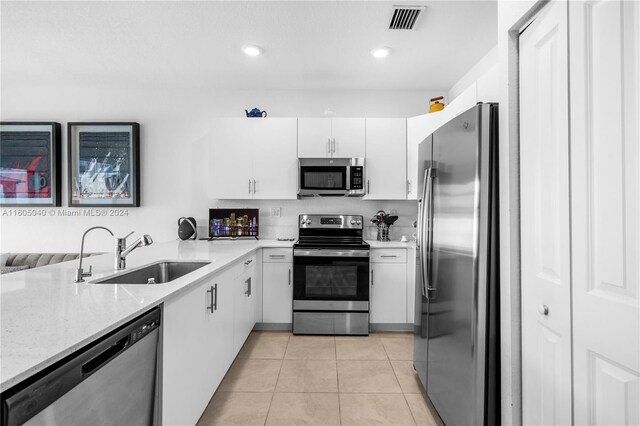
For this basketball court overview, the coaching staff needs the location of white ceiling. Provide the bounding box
[1,1,497,91]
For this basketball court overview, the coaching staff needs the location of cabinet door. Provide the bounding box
[252,118,298,199]
[210,118,254,199]
[263,262,293,323]
[332,118,365,158]
[298,118,332,158]
[406,112,445,200]
[370,262,407,324]
[234,264,257,355]
[162,271,234,425]
[570,1,640,424]
[364,118,407,200]
[520,2,573,425]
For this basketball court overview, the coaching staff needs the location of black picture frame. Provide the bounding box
[0,122,62,206]
[68,122,140,207]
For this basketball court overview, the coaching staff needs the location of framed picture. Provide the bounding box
[68,122,140,207]
[0,122,62,206]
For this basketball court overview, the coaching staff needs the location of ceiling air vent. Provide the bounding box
[388,6,425,30]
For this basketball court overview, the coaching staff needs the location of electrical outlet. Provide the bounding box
[270,207,281,217]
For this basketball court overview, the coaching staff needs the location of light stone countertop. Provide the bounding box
[366,239,417,249]
[0,239,293,392]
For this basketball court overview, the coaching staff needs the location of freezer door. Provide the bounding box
[426,104,492,426]
[413,134,432,391]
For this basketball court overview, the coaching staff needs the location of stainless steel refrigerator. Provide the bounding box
[413,103,500,426]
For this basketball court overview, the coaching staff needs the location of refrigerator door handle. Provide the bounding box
[419,168,430,298]
[425,167,436,298]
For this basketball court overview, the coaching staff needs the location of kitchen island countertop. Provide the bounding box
[0,239,293,392]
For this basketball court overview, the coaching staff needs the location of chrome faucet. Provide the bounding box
[75,226,114,283]
[115,232,153,270]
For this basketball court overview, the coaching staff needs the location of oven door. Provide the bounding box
[293,248,370,309]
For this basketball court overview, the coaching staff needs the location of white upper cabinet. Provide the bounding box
[298,118,333,157]
[407,112,444,200]
[210,118,298,199]
[364,118,407,200]
[251,119,298,199]
[331,118,365,158]
[298,118,365,158]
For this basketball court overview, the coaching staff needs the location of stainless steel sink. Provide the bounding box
[91,261,210,284]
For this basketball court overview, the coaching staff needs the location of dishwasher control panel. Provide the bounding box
[131,318,160,344]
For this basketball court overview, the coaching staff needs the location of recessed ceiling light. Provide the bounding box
[371,47,391,58]
[242,45,263,56]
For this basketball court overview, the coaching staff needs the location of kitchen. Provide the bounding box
[1,1,638,426]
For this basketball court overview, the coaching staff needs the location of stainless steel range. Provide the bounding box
[292,214,370,335]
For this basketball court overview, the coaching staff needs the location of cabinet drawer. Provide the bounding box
[263,248,293,263]
[371,249,407,263]
[235,253,257,277]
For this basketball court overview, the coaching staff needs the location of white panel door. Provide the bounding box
[252,118,298,199]
[210,118,254,199]
[262,262,293,323]
[332,118,365,158]
[298,118,332,158]
[519,2,573,425]
[370,261,407,324]
[569,1,640,424]
[234,263,257,355]
[364,118,407,200]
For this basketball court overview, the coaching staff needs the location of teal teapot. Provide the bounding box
[245,108,267,118]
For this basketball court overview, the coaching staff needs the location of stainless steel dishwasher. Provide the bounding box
[1,307,161,426]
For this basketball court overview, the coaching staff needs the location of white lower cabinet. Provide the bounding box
[233,254,258,355]
[262,248,293,324]
[162,266,235,426]
[370,249,407,324]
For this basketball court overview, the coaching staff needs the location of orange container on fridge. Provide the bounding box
[429,96,445,113]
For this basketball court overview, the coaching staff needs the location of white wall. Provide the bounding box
[447,45,498,101]
[0,87,434,253]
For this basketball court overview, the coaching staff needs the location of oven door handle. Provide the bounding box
[293,249,370,258]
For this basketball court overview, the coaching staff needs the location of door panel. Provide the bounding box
[364,118,407,200]
[570,1,640,423]
[298,118,331,158]
[427,105,482,426]
[252,118,298,199]
[210,119,253,199]
[332,118,365,158]
[519,2,573,425]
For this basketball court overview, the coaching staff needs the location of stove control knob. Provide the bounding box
[305,219,312,225]
[356,220,362,225]
[350,220,356,225]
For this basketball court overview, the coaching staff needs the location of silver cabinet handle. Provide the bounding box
[248,179,252,194]
[244,259,253,265]
[380,255,397,258]
[371,269,374,286]
[207,285,217,313]
[367,180,370,194]
[253,179,256,194]
[269,254,286,259]
[327,138,331,154]
[245,277,252,296]
[538,305,549,316]
[407,180,411,195]
[288,268,291,286]
[331,138,336,154]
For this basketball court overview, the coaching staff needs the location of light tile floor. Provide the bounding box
[197,331,443,426]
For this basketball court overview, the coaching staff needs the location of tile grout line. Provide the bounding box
[334,336,342,426]
[262,333,290,426]
[387,336,419,425]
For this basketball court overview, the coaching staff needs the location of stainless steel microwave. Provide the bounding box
[298,158,365,197]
